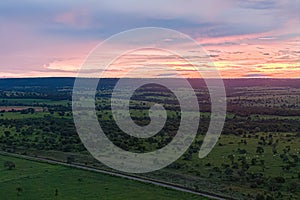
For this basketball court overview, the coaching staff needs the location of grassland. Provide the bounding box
[0,154,208,200]
[0,98,70,106]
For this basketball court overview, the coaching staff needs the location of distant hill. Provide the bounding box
[0,77,75,91]
[0,77,299,92]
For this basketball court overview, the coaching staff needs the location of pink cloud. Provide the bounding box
[54,9,92,28]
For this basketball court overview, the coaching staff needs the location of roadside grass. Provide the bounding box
[0,154,208,200]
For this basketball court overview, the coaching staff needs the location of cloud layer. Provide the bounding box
[0,0,299,78]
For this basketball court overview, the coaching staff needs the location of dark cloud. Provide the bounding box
[243,73,271,78]
[157,73,178,77]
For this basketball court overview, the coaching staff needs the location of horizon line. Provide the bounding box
[1,76,300,80]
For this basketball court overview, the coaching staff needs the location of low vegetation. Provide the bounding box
[0,78,299,199]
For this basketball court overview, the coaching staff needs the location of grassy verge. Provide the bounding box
[0,154,209,200]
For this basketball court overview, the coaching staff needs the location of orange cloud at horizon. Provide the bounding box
[1,33,299,79]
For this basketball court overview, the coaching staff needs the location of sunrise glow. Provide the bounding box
[0,1,299,78]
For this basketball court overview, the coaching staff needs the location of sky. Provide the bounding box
[0,0,299,78]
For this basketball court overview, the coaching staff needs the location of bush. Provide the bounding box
[255,193,265,200]
[4,161,15,170]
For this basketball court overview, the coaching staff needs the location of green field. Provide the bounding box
[0,99,70,106]
[0,112,72,120]
[0,154,207,200]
